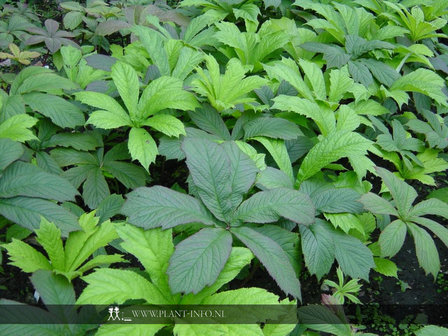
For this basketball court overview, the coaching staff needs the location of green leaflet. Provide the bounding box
[235,188,315,226]
[128,127,158,171]
[122,185,216,229]
[167,228,233,294]
[297,130,373,183]
[0,113,38,142]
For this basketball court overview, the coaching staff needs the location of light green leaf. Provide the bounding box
[168,228,232,294]
[376,167,417,217]
[111,62,139,118]
[298,59,326,100]
[122,186,215,229]
[410,198,448,219]
[77,269,168,305]
[271,96,335,136]
[0,114,38,142]
[415,325,448,336]
[360,192,398,216]
[76,91,131,129]
[128,127,158,171]
[193,55,267,111]
[373,258,398,278]
[75,254,125,275]
[35,218,65,271]
[390,68,446,106]
[143,114,186,137]
[256,167,294,190]
[264,57,313,100]
[412,217,448,249]
[139,76,198,118]
[116,224,174,300]
[297,130,372,182]
[329,67,354,102]
[2,238,51,273]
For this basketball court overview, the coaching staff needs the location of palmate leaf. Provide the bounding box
[75,91,132,129]
[192,55,267,112]
[182,137,258,222]
[375,167,417,217]
[35,218,65,271]
[167,228,233,294]
[25,19,79,53]
[138,76,199,119]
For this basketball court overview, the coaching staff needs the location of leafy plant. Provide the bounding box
[0,43,40,65]
[192,55,267,112]
[2,211,124,281]
[0,270,94,336]
[0,138,79,235]
[77,222,296,336]
[1,66,82,129]
[51,144,148,209]
[122,136,315,299]
[360,167,448,278]
[301,36,398,87]
[382,2,447,42]
[25,19,79,53]
[215,20,290,72]
[75,61,199,170]
[323,267,362,304]
[0,14,35,49]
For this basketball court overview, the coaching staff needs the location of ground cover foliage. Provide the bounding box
[0,0,448,335]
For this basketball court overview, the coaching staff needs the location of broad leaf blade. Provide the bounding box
[122,186,215,228]
[232,226,302,299]
[167,228,232,294]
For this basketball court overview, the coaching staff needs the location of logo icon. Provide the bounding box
[107,306,121,321]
